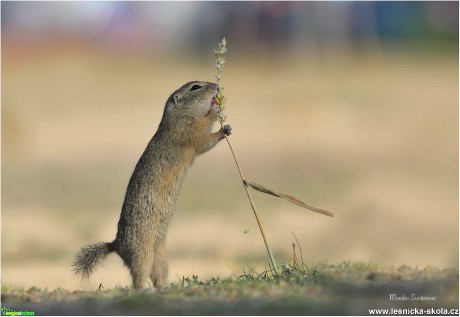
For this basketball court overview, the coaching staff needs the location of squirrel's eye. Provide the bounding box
[190,85,202,91]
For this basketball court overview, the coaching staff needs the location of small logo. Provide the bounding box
[1,307,35,316]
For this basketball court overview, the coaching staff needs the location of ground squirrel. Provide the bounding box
[73,81,231,289]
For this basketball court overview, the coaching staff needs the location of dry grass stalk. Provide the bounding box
[212,38,280,274]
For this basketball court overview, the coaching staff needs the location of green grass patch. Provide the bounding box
[2,262,458,315]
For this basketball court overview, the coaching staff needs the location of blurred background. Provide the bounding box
[2,1,458,291]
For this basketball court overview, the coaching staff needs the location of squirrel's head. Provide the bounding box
[164,81,218,119]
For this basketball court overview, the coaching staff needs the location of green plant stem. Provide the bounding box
[220,126,279,275]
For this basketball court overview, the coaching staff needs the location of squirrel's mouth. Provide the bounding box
[211,95,218,106]
[206,95,218,116]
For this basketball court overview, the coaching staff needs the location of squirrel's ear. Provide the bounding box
[174,93,183,105]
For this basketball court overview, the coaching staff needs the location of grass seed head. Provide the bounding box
[213,37,227,123]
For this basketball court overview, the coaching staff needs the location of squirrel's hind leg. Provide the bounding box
[150,243,169,289]
[129,251,154,289]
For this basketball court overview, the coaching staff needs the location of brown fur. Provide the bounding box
[73,81,231,288]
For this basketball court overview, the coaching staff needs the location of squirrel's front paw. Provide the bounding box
[220,125,232,139]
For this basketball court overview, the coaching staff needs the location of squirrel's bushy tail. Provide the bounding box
[72,242,114,279]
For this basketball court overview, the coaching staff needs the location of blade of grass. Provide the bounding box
[244,180,335,217]
[292,232,306,270]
